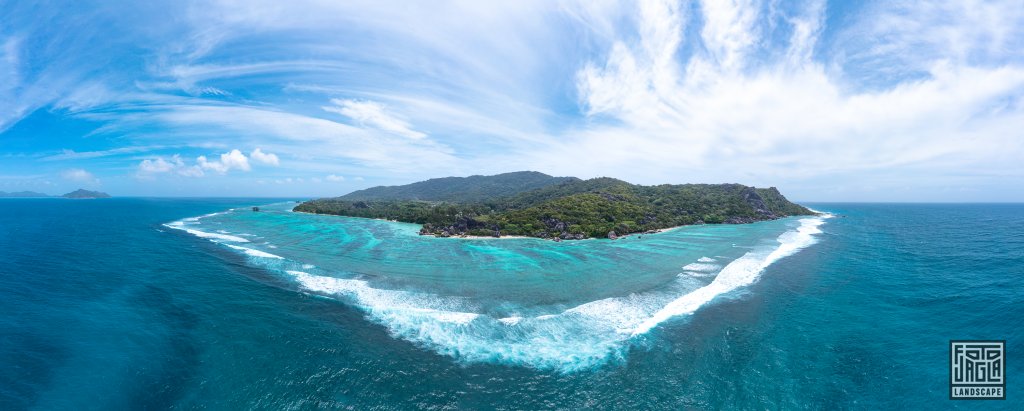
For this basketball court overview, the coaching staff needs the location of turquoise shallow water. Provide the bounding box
[1,199,1022,409]
[166,202,822,371]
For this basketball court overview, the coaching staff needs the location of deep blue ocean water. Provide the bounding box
[1,198,1021,409]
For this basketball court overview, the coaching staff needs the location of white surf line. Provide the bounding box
[225,244,284,259]
[805,207,835,218]
[682,262,721,272]
[262,217,827,369]
[630,216,827,336]
[163,209,251,243]
[186,209,828,371]
[284,270,480,324]
[163,225,251,243]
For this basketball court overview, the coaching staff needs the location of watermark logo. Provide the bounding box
[950,340,1005,400]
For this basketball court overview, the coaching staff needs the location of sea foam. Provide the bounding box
[169,210,828,371]
[630,217,825,335]
[163,224,251,243]
[275,216,825,371]
[682,262,721,272]
[225,244,284,259]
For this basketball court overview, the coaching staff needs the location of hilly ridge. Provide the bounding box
[339,171,577,203]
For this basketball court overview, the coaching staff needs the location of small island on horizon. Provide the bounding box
[61,189,111,199]
[295,171,813,240]
[0,189,111,199]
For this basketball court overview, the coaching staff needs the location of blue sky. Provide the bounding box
[1,0,1022,200]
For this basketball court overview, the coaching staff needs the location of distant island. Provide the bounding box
[295,171,813,240]
[62,189,111,199]
[0,191,51,198]
[0,189,111,199]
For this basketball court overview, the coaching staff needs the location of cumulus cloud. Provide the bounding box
[137,149,275,179]
[196,156,226,173]
[198,149,251,174]
[325,174,345,182]
[323,99,427,140]
[60,168,99,184]
[137,155,204,177]
[138,157,176,174]
[250,148,279,166]
[220,149,251,171]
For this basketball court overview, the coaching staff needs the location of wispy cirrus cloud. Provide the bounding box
[550,0,1024,198]
[1,0,1023,199]
[323,99,426,140]
[43,146,166,161]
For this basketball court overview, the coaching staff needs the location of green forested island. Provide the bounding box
[61,189,111,199]
[294,171,814,240]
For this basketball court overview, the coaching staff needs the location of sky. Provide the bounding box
[1,0,1022,201]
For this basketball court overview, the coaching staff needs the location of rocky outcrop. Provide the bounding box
[418,216,500,238]
[740,187,773,217]
[542,217,567,232]
[607,231,618,240]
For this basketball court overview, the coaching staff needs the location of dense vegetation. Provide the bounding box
[295,172,814,240]
[338,171,576,202]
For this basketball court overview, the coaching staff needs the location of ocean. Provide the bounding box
[1,198,1021,409]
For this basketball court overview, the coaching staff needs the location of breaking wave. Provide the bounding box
[165,210,827,371]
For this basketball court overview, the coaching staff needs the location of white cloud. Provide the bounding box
[137,155,205,178]
[698,0,757,72]
[220,149,251,171]
[60,168,99,185]
[98,104,457,174]
[6,0,1024,199]
[323,99,427,140]
[554,0,1024,194]
[250,148,279,166]
[326,174,345,182]
[196,155,226,173]
[177,164,205,177]
[44,146,165,161]
[138,149,267,178]
[138,157,177,174]
[840,0,1024,80]
[198,149,251,174]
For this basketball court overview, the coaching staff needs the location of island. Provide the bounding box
[0,191,51,198]
[61,189,111,199]
[295,171,814,240]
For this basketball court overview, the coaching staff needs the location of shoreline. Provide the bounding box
[291,206,809,241]
[294,207,696,241]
